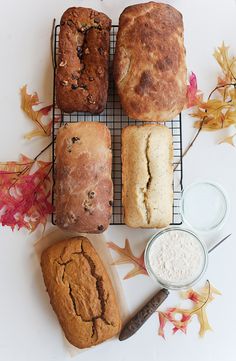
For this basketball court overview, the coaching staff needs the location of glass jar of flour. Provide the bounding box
[144,227,208,290]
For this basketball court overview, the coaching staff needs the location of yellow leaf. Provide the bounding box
[195,308,212,337]
[21,85,53,138]
[24,124,52,140]
[213,42,236,82]
[190,43,236,135]
[219,133,236,146]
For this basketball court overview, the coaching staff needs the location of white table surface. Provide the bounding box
[0,1,236,360]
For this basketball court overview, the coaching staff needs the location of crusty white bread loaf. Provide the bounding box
[55,122,113,233]
[122,124,173,228]
[114,2,187,122]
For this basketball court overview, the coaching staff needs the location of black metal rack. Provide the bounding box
[52,25,183,226]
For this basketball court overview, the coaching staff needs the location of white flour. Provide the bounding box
[148,230,205,285]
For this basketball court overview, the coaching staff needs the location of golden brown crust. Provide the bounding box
[41,237,121,348]
[114,2,187,121]
[122,124,173,228]
[55,122,113,233]
[56,7,111,113]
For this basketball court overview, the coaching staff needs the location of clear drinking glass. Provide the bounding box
[180,181,229,233]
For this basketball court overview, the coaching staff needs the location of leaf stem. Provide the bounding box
[189,280,211,315]
[0,161,34,167]
[32,113,48,135]
[0,171,23,175]
[182,119,204,159]
[3,142,52,191]
[207,83,235,100]
[34,141,53,160]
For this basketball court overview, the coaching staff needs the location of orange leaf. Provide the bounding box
[107,238,148,279]
[21,85,55,138]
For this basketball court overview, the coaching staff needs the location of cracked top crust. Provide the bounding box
[114,2,187,121]
[41,237,121,349]
[122,124,173,228]
[56,7,111,113]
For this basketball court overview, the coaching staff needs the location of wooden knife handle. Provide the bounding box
[119,288,169,341]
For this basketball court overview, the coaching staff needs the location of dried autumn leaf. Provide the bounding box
[21,85,55,139]
[186,72,202,108]
[158,308,192,338]
[213,42,236,84]
[189,42,236,139]
[218,133,236,146]
[158,281,221,338]
[158,312,167,339]
[181,282,221,337]
[107,238,148,279]
[0,154,53,231]
[192,97,236,130]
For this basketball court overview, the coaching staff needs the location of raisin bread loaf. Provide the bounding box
[55,122,113,233]
[56,7,111,113]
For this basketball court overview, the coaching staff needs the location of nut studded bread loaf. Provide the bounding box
[122,124,173,228]
[56,7,111,113]
[114,2,187,122]
[41,237,121,348]
[55,122,113,233]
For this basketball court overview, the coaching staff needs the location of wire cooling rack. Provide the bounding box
[52,25,183,226]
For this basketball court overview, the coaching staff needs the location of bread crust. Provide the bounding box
[41,237,121,348]
[114,2,187,121]
[56,7,111,113]
[122,124,173,228]
[55,122,113,233]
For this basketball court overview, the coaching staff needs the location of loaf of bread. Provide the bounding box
[56,7,111,113]
[55,122,113,233]
[41,237,121,348]
[122,125,173,228]
[114,2,187,122]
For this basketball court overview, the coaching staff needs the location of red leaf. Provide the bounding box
[39,104,53,116]
[157,281,221,338]
[0,155,53,231]
[165,308,177,321]
[186,72,202,108]
[186,290,200,303]
[158,313,167,339]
